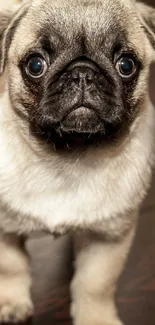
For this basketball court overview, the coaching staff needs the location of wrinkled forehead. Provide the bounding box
[10,0,146,59]
[30,0,135,25]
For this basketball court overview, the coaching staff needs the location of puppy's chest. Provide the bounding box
[0,155,147,237]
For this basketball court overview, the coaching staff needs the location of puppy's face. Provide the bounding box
[1,0,155,150]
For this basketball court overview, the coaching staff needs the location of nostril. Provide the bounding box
[71,68,81,80]
[85,69,95,80]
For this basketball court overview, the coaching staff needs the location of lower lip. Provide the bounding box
[72,106,92,114]
[66,106,94,120]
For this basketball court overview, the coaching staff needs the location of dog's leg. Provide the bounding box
[71,226,136,325]
[0,233,33,323]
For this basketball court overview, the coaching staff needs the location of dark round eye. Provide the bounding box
[115,55,137,80]
[25,56,48,78]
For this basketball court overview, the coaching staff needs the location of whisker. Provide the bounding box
[44,132,51,145]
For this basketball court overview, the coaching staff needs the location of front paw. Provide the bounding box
[0,298,33,323]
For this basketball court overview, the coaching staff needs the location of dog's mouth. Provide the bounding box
[31,106,121,150]
[61,106,103,133]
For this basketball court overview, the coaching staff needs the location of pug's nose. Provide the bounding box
[67,59,99,90]
[71,67,94,89]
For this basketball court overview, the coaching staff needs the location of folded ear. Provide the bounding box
[0,3,28,75]
[0,10,13,73]
[136,2,155,51]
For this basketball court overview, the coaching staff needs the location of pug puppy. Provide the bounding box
[0,0,154,323]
